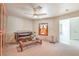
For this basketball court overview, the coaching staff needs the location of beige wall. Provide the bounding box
[33,18,59,40]
[7,15,33,33]
[6,15,33,42]
[58,11,79,20]
[6,11,79,42]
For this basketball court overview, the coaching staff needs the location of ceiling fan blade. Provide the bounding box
[24,12,33,15]
[24,5,47,17]
[36,13,47,16]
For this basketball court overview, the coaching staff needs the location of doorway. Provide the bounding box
[59,19,70,44]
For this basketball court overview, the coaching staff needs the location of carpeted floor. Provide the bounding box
[2,41,79,56]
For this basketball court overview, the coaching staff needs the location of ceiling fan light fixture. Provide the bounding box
[33,15,38,18]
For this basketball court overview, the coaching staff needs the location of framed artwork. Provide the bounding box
[39,23,48,36]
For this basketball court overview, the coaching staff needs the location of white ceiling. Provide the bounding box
[7,3,79,19]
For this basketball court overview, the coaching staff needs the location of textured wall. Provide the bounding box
[6,15,33,42]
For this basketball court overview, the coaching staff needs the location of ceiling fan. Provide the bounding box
[26,5,47,17]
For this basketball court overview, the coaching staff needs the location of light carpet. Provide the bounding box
[3,41,79,56]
